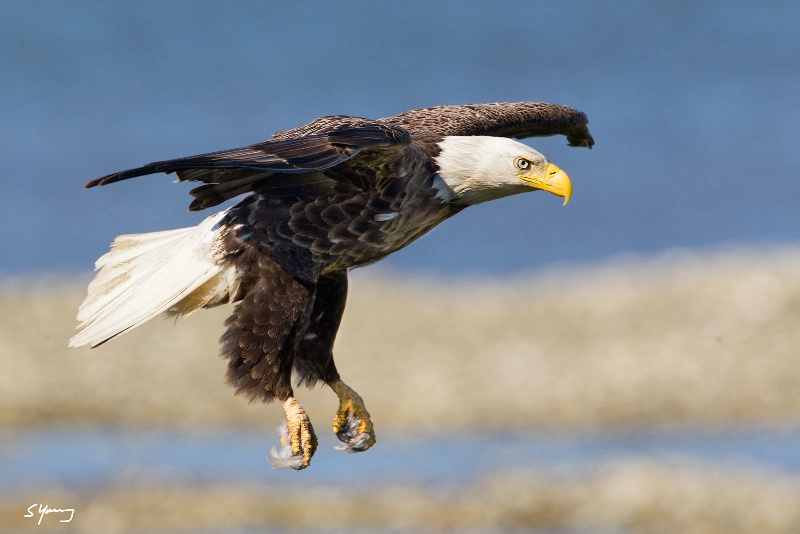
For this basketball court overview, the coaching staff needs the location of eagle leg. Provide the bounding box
[329,379,376,452]
[268,396,318,470]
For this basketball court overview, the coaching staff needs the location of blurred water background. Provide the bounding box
[3,0,799,275]
[3,1,800,533]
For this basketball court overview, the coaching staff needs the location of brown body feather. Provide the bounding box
[214,138,460,401]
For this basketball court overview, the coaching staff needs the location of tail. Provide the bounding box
[69,211,241,348]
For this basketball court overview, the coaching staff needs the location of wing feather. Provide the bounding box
[84,122,412,188]
[380,101,594,148]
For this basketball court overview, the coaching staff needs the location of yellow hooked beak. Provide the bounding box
[520,162,573,206]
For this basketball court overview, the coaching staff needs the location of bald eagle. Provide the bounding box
[70,102,593,469]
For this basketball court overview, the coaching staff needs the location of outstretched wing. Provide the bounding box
[380,102,594,148]
[85,120,412,211]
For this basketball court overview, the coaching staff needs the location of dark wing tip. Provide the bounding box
[559,108,594,149]
[84,174,125,188]
[567,132,595,149]
[188,198,207,212]
[84,165,171,188]
[563,111,595,149]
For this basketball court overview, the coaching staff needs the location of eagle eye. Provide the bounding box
[515,157,531,171]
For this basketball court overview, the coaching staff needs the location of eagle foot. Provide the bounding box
[329,379,376,452]
[268,397,317,470]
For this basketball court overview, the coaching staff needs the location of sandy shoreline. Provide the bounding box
[3,245,800,431]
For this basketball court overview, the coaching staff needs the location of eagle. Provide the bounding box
[70,102,593,469]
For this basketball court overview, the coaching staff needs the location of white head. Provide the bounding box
[433,136,572,206]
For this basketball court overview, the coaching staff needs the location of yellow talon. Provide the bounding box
[269,397,318,469]
[329,379,376,452]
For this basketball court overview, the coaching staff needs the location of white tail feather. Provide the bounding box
[69,211,240,348]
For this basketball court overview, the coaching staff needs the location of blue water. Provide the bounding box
[3,427,800,492]
[2,1,800,276]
